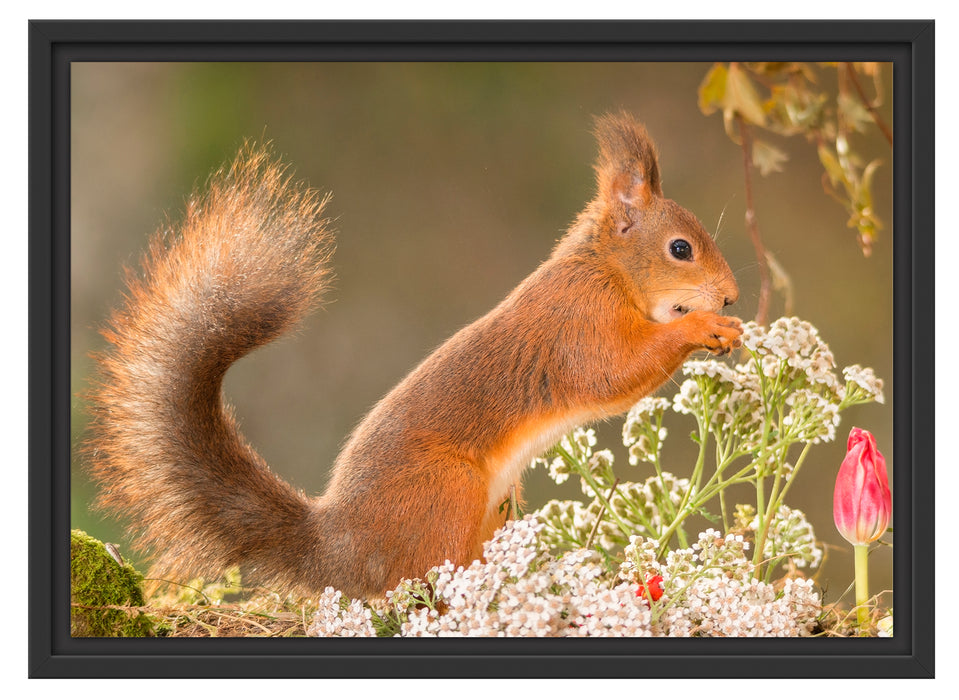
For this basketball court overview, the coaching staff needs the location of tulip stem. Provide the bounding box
[854,544,871,633]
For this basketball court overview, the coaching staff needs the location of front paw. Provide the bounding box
[681,311,743,356]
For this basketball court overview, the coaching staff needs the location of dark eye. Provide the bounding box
[669,239,693,261]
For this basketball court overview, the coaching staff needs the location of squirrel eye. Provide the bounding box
[669,239,693,261]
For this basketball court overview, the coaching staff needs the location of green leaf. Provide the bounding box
[693,506,721,524]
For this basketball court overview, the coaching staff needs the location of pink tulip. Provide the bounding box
[833,427,891,546]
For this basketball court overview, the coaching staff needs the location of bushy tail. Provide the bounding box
[86,144,335,591]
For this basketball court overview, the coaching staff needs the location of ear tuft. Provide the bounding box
[593,112,663,208]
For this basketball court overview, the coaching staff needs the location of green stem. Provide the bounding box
[696,460,761,502]
[854,544,870,633]
[767,442,812,516]
[677,432,707,515]
[751,358,786,571]
[650,417,681,528]
[554,444,634,536]
[584,479,620,550]
[670,380,712,549]
[755,444,788,572]
[753,471,766,570]
[719,489,729,535]
[753,441,814,579]
[656,506,693,558]
[651,413,667,480]
[715,426,740,536]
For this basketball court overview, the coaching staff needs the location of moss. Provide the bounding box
[70,529,154,637]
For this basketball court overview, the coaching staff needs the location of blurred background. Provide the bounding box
[70,62,893,608]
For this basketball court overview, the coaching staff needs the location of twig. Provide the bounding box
[844,63,893,146]
[736,115,772,326]
[143,577,213,605]
[207,609,275,636]
[584,478,619,550]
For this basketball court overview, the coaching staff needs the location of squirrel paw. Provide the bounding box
[682,312,743,356]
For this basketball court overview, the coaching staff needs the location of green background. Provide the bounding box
[70,62,894,609]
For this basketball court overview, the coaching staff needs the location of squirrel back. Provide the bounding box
[87,114,742,598]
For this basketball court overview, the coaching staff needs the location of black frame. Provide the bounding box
[29,19,934,678]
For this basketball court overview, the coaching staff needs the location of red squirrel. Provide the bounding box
[87,113,742,599]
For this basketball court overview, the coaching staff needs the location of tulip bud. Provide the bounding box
[833,427,891,546]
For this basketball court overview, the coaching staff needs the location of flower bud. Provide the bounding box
[833,427,891,546]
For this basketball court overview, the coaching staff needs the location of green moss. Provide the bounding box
[70,529,154,637]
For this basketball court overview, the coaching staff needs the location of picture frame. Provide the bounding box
[29,19,934,678]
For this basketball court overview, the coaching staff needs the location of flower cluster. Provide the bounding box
[622,529,751,589]
[673,358,765,448]
[659,575,821,637]
[530,427,600,486]
[674,317,859,449]
[670,318,883,454]
[307,518,822,638]
[309,516,821,637]
[306,586,377,637]
[308,517,657,637]
[842,365,885,405]
[620,529,821,636]
[532,469,690,554]
[744,317,839,389]
[622,397,670,465]
[533,498,606,551]
[749,504,823,570]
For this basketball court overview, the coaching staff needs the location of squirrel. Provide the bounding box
[87,113,743,599]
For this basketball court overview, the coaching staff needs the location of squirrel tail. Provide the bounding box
[86,143,335,591]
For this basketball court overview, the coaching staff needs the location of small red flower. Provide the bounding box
[636,574,664,603]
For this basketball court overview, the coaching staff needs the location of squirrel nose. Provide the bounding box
[723,294,738,307]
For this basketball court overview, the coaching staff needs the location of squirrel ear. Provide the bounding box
[592,112,663,209]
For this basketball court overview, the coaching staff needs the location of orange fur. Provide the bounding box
[86,113,742,598]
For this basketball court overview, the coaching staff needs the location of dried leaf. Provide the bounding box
[725,63,767,127]
[853,62,880,77]
[765,250,794,316]
[698,63,728,115]
[838,92,873,134]
[861,158,883,194]
[817,143,847,189]
[752,139,789,176]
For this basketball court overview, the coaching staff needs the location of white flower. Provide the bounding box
[843,364,886,404]
[750,505,823,569]
[547,456,570,484]
[307,587,377,637]
[672,379,701,415]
